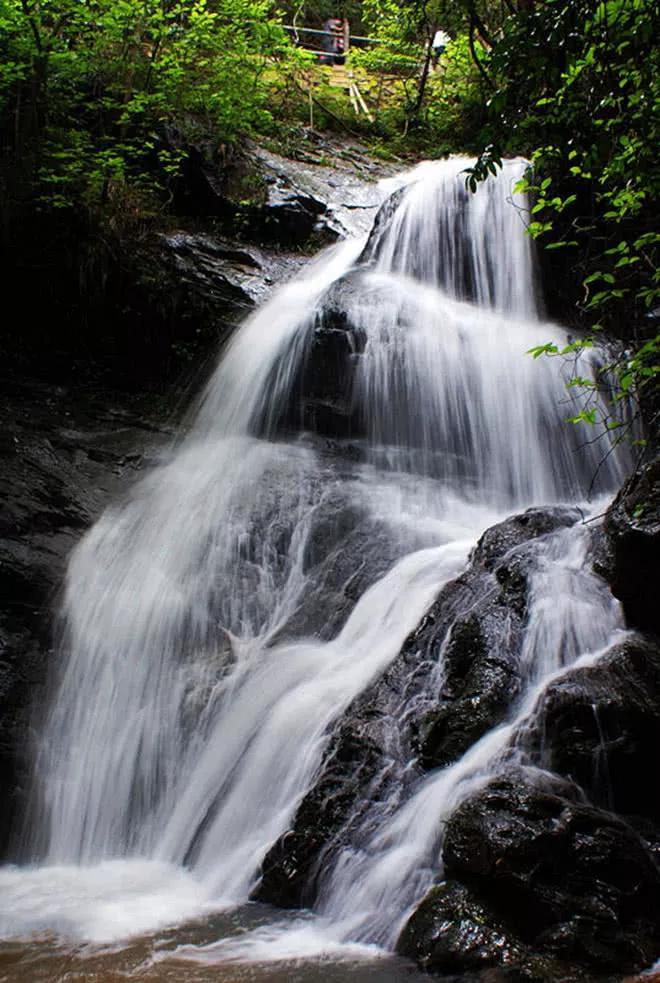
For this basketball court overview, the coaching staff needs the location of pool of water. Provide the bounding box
[0,905,433,983]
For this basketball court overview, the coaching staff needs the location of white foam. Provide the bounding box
[0,860,213,943]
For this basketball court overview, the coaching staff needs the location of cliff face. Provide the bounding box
[1,138,388,389]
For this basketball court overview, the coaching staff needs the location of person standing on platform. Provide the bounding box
[432,28,450,68]
[321,17,340,64]
[320,16,347,66]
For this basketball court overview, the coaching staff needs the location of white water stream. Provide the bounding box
[0,158,632,967]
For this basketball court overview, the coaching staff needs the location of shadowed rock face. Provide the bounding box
[399,768,660,982]
[597,455,660,635]
[3,138,387,390]
[169,137,388,247]
[264,276,367,442]
[528,637,660,827]
[255,507,580,910]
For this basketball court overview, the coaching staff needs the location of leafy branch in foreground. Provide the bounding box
[527,334,659,448]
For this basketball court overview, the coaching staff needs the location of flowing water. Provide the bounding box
[0,157,633,979]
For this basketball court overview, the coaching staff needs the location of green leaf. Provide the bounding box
[527,343,559,358]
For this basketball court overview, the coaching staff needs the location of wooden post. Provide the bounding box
[353,81,374,122]
[348,78,359,114]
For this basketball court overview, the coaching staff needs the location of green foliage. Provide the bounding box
[0,0,301,214]
[277,1,365,31]
[356,0,423,73]
[421,34,487,151]
[527,331,659,436]
[463,142,501,191]
[0,0,494,208]
[467,0,659,432]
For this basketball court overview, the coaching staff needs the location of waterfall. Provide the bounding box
[0,157,631,952]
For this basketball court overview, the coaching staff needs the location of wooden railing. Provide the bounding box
[282,22,423,125]
[282,24,382,56]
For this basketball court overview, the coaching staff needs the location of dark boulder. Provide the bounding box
[397,879,569,982]
[473,507,579,571]
[416,507,579,770]
[597,454,660,635]
[528,636,660,826]
[265,275,367,441]
[400,770,660,979]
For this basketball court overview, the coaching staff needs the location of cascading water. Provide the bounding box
[0,158,633,965]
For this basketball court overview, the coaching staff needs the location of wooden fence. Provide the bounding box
[282,22,421,123]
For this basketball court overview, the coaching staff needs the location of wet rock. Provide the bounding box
[416,507,579,770]
[158,233,266,309]
[473,507,579,571]
[397,879,568,982]
[358,186,407,267]
[400,770,660,979]
[281,512,402,643]
[256,622,436,909]
[257,720,384,908]
[169,137,387,247]
[173,139,336,245]
[266,276,368,441]
[293,310,363,439]
[416,631,520,771]
[528,636,660,825]
[256,506,581,909]
[231,143,391,239]
[598,454,660,634]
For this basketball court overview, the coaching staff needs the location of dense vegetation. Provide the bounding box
[0,0,302,220]
[476,0,659,435]
[0,0,657,422]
